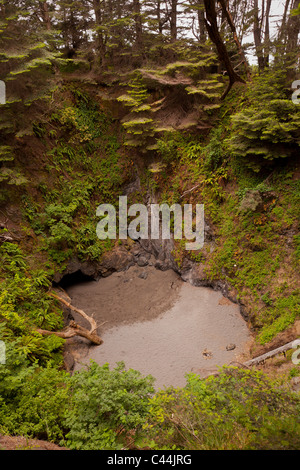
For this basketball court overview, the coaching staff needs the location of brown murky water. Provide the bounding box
[67,265,252,389]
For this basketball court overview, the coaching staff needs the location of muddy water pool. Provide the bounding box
[66,265,252,389]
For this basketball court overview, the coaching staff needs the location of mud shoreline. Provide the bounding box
[65,265,252,389]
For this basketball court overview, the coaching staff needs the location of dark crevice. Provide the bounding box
[54,270,95,289]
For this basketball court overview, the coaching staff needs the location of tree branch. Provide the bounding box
[203,0,246,99]
[218,0,252,81]
[37,291,103,345]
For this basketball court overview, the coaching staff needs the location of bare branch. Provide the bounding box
[37,291,103,346]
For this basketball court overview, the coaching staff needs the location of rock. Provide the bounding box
[181,263,209,287]
[63,350,75,372]
[131,245,144,257]
[99,247,135,276]
[202,349,213,359]
[226,343,236,351]
[138,271,148,280]
[54,247,137,283]
[154,260,171,271]
[147,255,157,266]
[239,190,263,212]
[137,256,149,267]
[53,257,100,283]
[157,251,166,261]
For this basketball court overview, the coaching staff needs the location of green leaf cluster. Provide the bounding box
[145,367,300,450]
[226,72,300,171]
[0,344,69,440]
[0,242,64,363]
[64,361,155,450]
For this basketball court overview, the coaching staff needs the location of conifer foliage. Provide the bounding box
[117,71,154,150]
[0,1,59,184]
[227,72,300,171]
[0,1,58,130]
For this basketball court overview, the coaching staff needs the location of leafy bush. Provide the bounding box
[52,87,110,144]
[156,132,183,163]
[0,344,69,441]
[257,292,300,344]
[144,367,300,450]
[294,234,300,260]
[64,361,155,450]
[0,242,64,363]
[202,127,224,171]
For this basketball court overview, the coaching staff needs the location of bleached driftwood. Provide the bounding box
[37,291,103,345]
[243,340,297,367]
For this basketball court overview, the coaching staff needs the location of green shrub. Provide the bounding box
[202,127,224,171]
[117,71,154,149]
[144,367,300,450]
[157,132,181,163]
[64,361,155,450]
[0,344,69,441]
[0,242,64,363]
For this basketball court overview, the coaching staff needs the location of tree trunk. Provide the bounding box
[262,0,272,68]
[37,321,103,345]
[197,0,206,43]
[39,1,51,30]
[70,9,80,51]
[244,340,298,367]
[218,0,251,80]
[170,0,178,42]
[133,0,144,52]
[277,0,291,44]
[93,0,106,64]
[156,0,163,34]
[286,0,300,52]
[156,0,171,35]
[253,0,265,71]
[203,0,245,99]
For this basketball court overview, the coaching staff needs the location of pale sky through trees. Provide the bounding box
[174,0,287,65]
[246,0,285,64]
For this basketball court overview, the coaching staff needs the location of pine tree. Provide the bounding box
[117,71,154,149]
[0,0,59,183]
[56,0,91,57]
[226,72,300,171]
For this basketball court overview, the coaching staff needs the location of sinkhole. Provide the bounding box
[62,264,252,389]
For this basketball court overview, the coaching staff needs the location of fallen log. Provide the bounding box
[49,292,99,334]
[36,291,103,345]
[37,320,103,345]
[203,339,300,379]
[243,340,298,367]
